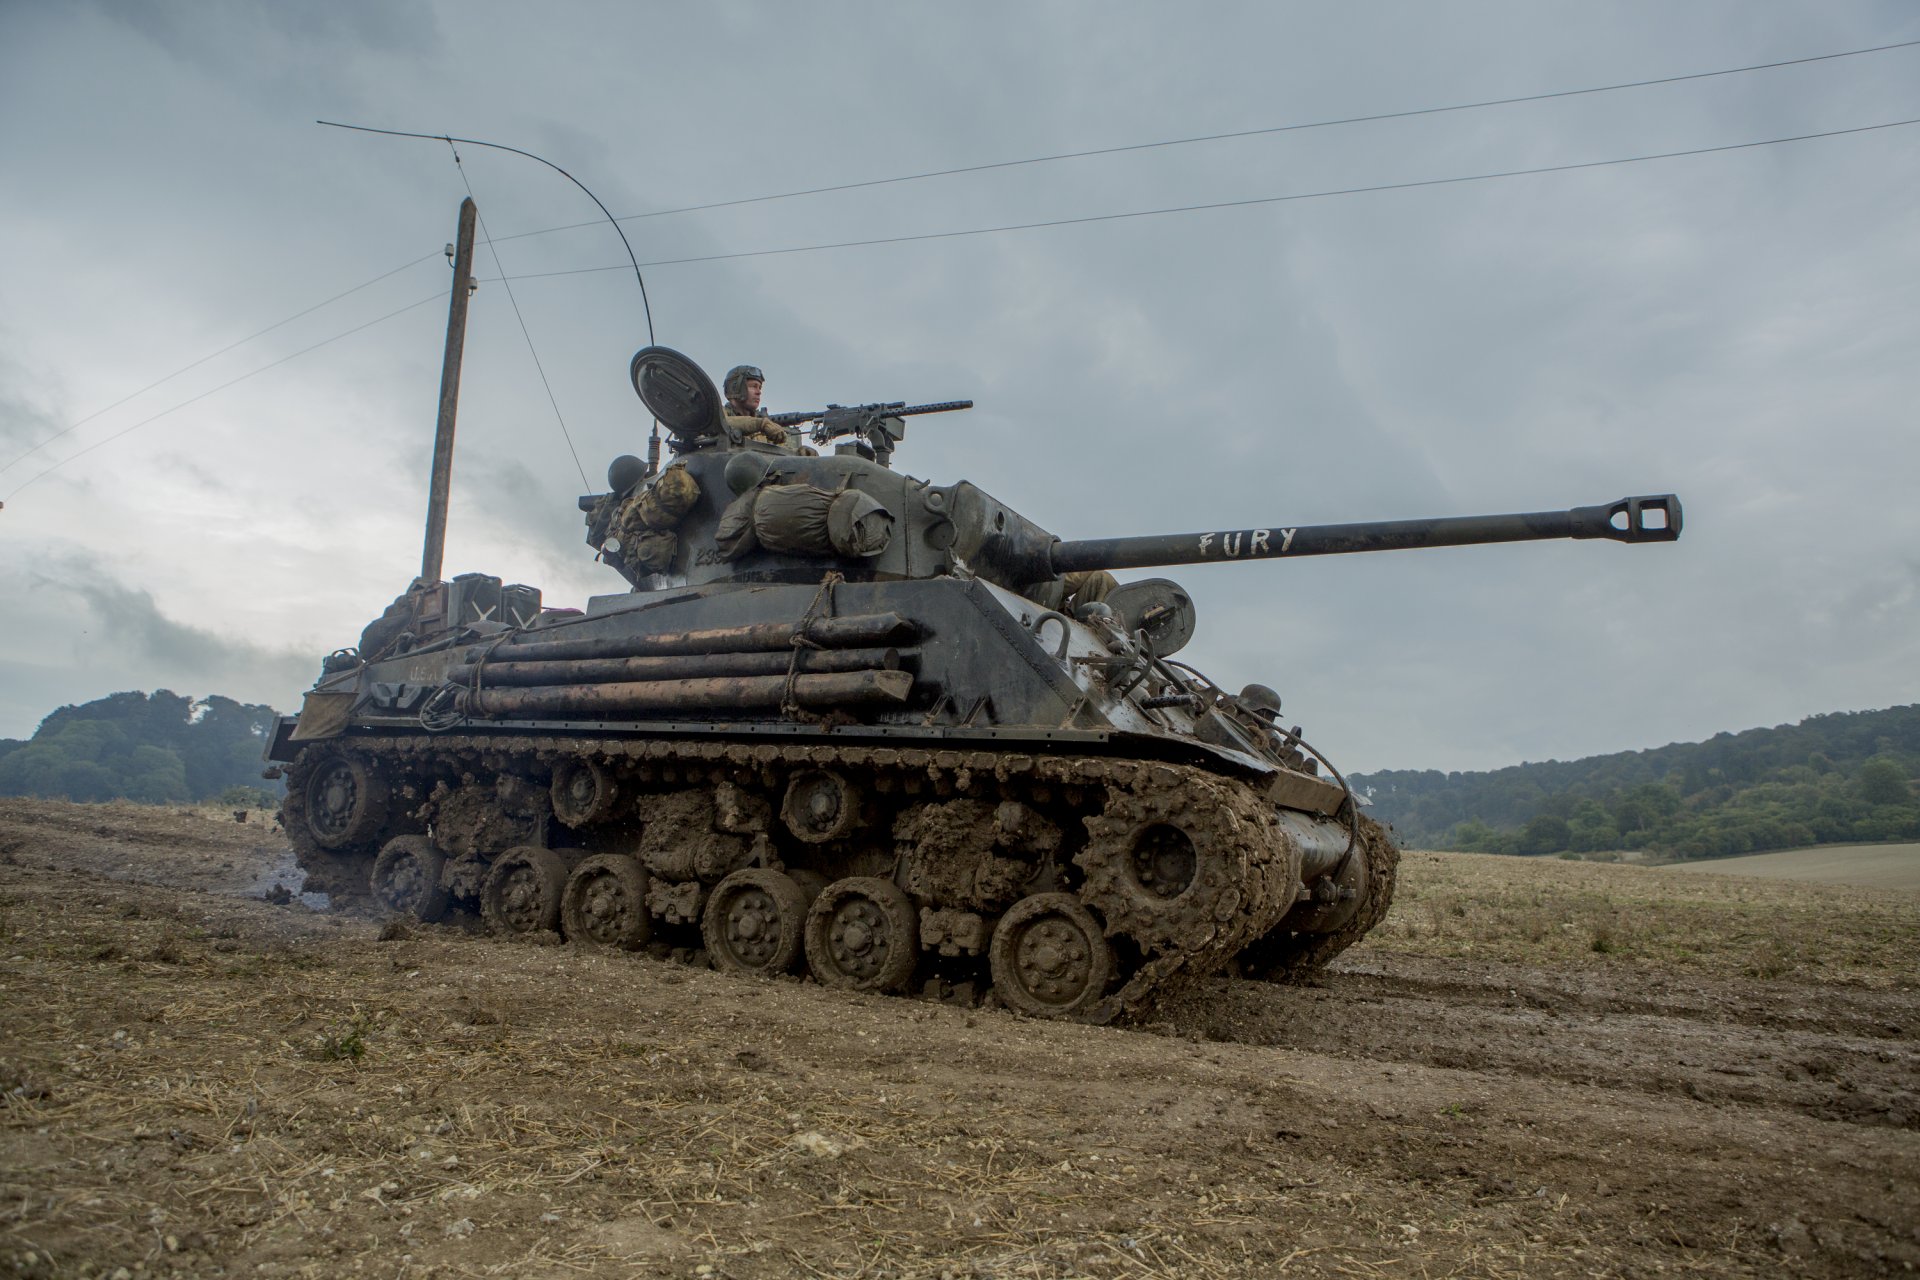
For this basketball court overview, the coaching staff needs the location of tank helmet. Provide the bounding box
[723,365,764,399]
[605,453,647,496]
[1236,683,1282,720]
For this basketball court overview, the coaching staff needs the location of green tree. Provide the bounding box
[1447,818,1513,853]
[1518,814,1572,856]
[0,691,284,804]
[123,745,190,803]
[1858,757,1912,806]
[1566,798,1620,852]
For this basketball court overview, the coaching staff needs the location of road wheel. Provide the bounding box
[481,845,567,936]
[550,759,618,827]
[803,877,919,992]
[703,869,808,975]
[369,836,450,922]
[297,749,389,851]
[989,893,1116,1020]
[560,854,652,950]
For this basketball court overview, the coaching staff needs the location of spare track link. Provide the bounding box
[285,733,1299,1023]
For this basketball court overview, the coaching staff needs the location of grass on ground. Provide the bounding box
[1361,849,1920,987]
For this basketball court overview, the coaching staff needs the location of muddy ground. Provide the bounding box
[0,798,1915,1278]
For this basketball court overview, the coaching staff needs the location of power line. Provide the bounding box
[21,38,1906,482]
[478,117,1920,281]
[3,291,446,504]
[486,37,1920,247]
[0,249,441,477]
[10,49,1911,499]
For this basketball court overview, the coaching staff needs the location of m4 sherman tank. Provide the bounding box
[269,346,1681,1023]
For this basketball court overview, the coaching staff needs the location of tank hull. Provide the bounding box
[275,574,1394,1022]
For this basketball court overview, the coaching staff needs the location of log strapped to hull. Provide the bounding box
[487,612,916,662]
[456,669,913,718]
[448,610,919,721]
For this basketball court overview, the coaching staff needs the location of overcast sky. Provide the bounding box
[2,2,1915,773]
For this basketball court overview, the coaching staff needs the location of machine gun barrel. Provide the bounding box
[767,399,974,429]
[1049,494,1682,575]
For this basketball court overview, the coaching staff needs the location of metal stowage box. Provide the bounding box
[446,573,503,627]
[500,583,543,628]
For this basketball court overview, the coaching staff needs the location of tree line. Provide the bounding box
[1351,704,1920,860]
[0,690,284,806]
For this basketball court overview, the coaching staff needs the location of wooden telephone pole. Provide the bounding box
[421,197,477,585]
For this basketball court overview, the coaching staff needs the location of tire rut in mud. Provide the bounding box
[1160,957,1920,1132]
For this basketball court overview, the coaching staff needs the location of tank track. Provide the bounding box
[282,732,1365,1024]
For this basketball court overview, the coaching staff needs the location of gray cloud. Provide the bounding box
[0,353,63,458]
[0,552,311,737]
[2,2,1916,771]
[90,0,440,70]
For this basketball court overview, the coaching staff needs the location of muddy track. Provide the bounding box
[1170,957,1920,1133]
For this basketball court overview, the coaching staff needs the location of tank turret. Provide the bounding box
[271,346,1685,1024]
[599,347,1679,592]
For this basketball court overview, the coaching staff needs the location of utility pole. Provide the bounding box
[421,197,477,585]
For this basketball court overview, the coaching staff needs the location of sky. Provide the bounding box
[1,1,1916,773]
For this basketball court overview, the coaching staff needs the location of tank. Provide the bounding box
[268,346,1682,1023]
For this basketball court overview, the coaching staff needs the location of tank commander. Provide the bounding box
[722,364,792,448]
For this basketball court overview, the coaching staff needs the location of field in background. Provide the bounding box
[1653,841,1920,890]
[1370,848,1920,984]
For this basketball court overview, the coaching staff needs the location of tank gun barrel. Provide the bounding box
[1049,494,1681,575]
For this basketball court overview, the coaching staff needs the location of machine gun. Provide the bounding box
[767,399,973,466]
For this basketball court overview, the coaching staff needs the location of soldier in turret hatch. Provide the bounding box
[722,364,791,448]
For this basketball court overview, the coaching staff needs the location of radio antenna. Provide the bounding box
[318,120,663,466]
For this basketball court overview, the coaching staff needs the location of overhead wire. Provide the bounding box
[443,139,592,490]
[480,117,1920,280]
[0,249,441,477]
[484,37,1920,246]
[10,45,1913,493]
[2,291,445,503]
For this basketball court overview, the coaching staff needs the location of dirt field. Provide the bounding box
[1,800,1915,1279]
[1655,842,1920,890]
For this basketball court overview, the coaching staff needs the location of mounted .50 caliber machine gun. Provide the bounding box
[767,399,974,465]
